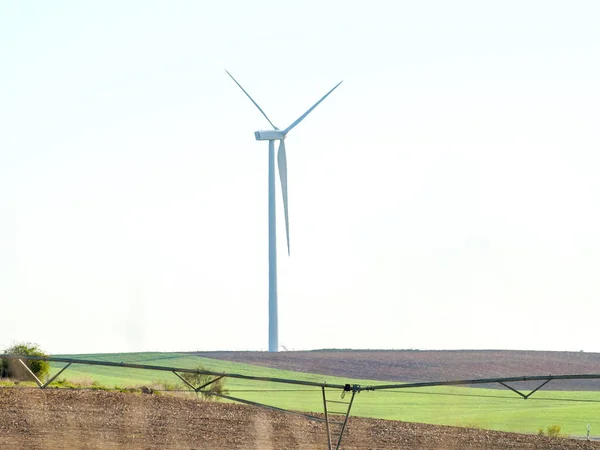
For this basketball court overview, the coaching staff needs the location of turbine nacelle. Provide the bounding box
[254,130,286,141]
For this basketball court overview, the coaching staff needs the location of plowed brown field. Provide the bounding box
[1,388,599,449]
[192,350,600,390]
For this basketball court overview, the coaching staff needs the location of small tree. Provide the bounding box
[1,342,50,381]
[179,368,228,401]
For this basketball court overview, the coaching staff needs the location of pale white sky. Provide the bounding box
[1,1,599,354]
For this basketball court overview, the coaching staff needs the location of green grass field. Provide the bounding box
[48,352,600,436]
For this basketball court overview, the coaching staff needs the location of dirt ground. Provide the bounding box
[1,388,599,449]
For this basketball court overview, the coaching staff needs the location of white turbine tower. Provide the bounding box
[226,70,342,352]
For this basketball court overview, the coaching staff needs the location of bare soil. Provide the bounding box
[191,350,600,390]
[1,388,599,449]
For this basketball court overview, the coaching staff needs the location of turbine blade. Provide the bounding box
[283,80,343,135]
[225,70,278,130]
[277,140,290,256]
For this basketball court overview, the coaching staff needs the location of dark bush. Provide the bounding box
[1,342,50,381]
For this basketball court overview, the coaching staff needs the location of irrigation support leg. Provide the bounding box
[322,386,332,450]
[172,371,196,391]
[18,359,43,388]
[335,389,356,450]
[41,363,72,389]
[522,379,552,398]
[19,360,72,389]
[172,371,226,400]
[498,378,552,399]
[195,375,226,392]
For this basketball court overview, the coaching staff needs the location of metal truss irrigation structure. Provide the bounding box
[4,355,600,449]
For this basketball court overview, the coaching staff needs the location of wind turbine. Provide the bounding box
[226,70,342,352]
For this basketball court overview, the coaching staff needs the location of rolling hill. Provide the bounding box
[191,350,600,390]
